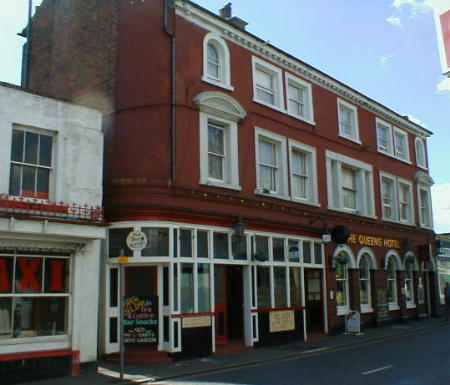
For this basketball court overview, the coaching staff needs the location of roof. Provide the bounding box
[182,0,433,137]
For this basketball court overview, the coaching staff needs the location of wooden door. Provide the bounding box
[214,265,228,345]
[305,269,323,332]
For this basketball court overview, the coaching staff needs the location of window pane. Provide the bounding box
[110,268,118,307]
[208,154,223,180]
[272,238,285,262]
[0,257,13,293]
[257,267,270,308]
[360,279,369,305]
[180,229,192,258]
[255,236,269,261]
[259,165,276,192]
[207,43,220,79]
[22,166,36,197]
[336,279,347,306]
[303,241,311,264]
[340,105,354,137]
[198,264,210,312]
[314,243,323,265]
[24,132,39,164]
[180,264,194,313]
[141,228,169,257]
[37,168,50,199]
[290,267,302,307]
[288,240,300,262]
[213,233,229,259]
[274,267,287,308]
[9,164,21,196]
[197,231,209,259]
[256,69,273,90]
[173,263,179,311]
[232,235,247,260]
[44,259,69,293]
[108,228,133,258]
[13,297,67,338]
[387,279,396,303]
[208,125,224,155]
[0,299,12,339]
[257,88,275,105]
[15,257,43,293]
[259,140,276,166]
[39,135,53,166]
[11,130,24,162]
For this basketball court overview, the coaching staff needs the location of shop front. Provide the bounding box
[102,222,327,360]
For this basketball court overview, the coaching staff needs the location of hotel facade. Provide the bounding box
[23,0,439,362]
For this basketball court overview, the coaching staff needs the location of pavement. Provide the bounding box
[18,317,450,385]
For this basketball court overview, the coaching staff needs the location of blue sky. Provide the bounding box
[1,0,449,231]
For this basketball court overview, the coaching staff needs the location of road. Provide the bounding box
[164,326,450,385]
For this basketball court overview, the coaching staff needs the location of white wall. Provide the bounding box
[0,84,103,207]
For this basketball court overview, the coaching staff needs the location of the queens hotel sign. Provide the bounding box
[347,234,401,249]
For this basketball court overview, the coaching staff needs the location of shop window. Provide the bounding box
[255,236,269,261]
[232,235,247,260]
[314,243,323,265]
[197,230,209,259]
[9,128,54,200]
[257,267,271,308]
[337,99,360,144]
[180,264,194,313]
[272,238,285,262]
[213,232,229,259]
[288,240,300,263]
[303,241,312,264]
[197,264,210,312]
[180,229,193,258]
[274,267,287,308]
[386,257,398,309]
[0,255,70,340]
[336,261,349,315]
[141,228,169,257]
[108,228,133,258]
[405,259,415,308]
[359,255,372,312]
[289,267,302,307]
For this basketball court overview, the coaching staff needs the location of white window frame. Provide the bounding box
[252,56,285,113]
[288,140,319,207]
[386,256,399,311]
[199,112,241,191]
[337,98,360,144]
[359,255,373,314]
[404,259,416,309]
[418,184,433,229]
[336,261,350,316]
[285,73,315,125]
[255,127,289,199]
[376,118,394,155]
[393,127,411,163]
[415,137,428,170]
[202,32,233,91]
[326,151,375,218]
[379,172,415,226]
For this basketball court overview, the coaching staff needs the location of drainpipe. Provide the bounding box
[25,0,33,88]
[164,0,176,186]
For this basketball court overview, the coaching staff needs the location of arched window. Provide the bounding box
[386,256,399,310]
[336,260,349,315]
[359,255,372,312]
[404,259,416,308]
[203,33,232,90]
[415,138,427,169]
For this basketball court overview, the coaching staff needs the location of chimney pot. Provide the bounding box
[220,2,232,19]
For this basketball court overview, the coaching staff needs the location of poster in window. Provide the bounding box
[124,296,158,344]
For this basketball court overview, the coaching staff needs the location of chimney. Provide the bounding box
[219,2,248,31]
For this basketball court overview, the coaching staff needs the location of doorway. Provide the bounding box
[305,269,324,333]
[214,265,244,346]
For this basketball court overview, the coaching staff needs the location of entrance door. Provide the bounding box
[305,269,323,332]
[214,265,244,345]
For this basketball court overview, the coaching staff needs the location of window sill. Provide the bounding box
[328,207,377,220]
[201,76,235,92]
[337,306,349,316]
[291,197,321,207]
[286,111,316,126]
[382,217,416,227]
[377,149,412,165]
[406,303,416,309]
[0,335,69,346]
[338,133,362,145]
[255,189,291,202]
[200,180,242,192]
[252,98,287,114]
[417,164,428,171]
[8,195,50,204]
[360,306,374,314]
[419,223,434,231]
[388,304,400,311]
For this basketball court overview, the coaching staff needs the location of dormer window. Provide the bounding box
[202,33,233,91]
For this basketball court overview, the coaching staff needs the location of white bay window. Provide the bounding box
[380,172,414,225]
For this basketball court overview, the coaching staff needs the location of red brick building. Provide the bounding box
[25,0,439,360]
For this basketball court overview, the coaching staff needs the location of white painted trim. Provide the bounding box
[376,118,394,155]
[194,91,247,121]
[326,150,372,172]
[285,72,315,125]
[356,247,378,269]
[332,244,357,268]
[203,32,233,90]
[384,250,404,271]
[337,98,361,144]
[393,127,411,163]
[415,137,428,170]
[417,184,434,230]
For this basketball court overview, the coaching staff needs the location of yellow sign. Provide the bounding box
[118,256,129,265]
[182,316,212,329]
[269,310,295,333]
[347,234,401,249]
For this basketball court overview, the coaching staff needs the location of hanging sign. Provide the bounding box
[123,296,158,344]
[182,316,211,329]
[126,230,148,251]
[269,310,295,333]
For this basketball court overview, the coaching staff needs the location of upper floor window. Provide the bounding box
[289,140,319,206]
[252,57,284,111]
[202,33,233,91]
[376,119,393,154]
[380,172,414,225]
[393,128,410,162]
[337,99,360,144]
[255,128,288,198]
[9,128,53,200]
[415,138,427,169]
[326,151,375,217]
[418,185,433,229]
[285,73,314,124]
[376,119,410,163]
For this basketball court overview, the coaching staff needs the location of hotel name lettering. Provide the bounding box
[347,234,401,249]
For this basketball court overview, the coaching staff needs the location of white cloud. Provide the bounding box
[392,0,433,14]
[386,16,403,27]
[432,183,450,233]
[380,54,395,67]
[437,77,450,93]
